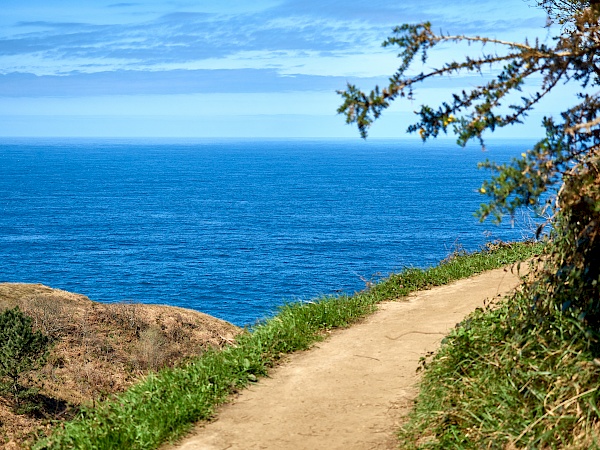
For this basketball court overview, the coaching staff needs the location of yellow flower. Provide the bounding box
[419,128,425,138]
[443,114,456,126]
[480,187,486,194]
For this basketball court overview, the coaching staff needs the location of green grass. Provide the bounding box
[34,240,543,450]
[398,250,600,449]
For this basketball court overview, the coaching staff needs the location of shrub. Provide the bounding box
[0,306,51,409]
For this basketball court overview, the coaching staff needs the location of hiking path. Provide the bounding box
[169,265,522,450]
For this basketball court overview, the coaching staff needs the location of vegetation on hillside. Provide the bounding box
[338,0,600,446]
[398,262,600,448]
[0,285,239,448]
[32,242,540,449]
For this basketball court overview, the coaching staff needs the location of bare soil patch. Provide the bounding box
[169,265,524,450]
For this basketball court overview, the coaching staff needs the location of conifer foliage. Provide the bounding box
[0,306,50,407]
[338,1,600,336]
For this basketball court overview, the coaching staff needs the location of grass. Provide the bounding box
[398,249,600,448]
[34,240,543,450]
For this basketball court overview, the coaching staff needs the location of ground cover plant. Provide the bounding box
[338,0,600,446]
[33,241,542,450]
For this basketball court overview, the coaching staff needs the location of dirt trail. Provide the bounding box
[170,265,523,450]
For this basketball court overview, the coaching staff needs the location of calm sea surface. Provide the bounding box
[0,138,533,326]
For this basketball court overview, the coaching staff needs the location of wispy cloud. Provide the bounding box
[1,12,382,70]
[107,3,140,7]
[0,69,390,96]
[0,1,549,97]
[0,0,554,137]
[2,1,545,74]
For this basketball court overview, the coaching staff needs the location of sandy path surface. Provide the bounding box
[170,265,523,450]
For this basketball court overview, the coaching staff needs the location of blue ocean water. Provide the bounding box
[0,138,533,326]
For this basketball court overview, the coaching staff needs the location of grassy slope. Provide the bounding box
[398,253,600,448]
[34,241,542,450]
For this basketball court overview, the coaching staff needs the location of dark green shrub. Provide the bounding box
[0,306,51,409]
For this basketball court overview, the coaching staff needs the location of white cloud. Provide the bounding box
[0,0,561,138]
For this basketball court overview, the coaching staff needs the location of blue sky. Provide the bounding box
[0,1,565,138]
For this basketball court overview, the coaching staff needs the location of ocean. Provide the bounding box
[0,138,534,326]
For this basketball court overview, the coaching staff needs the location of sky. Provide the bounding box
[0,0,569,138]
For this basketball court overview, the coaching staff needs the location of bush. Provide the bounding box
[0,306,51,409]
